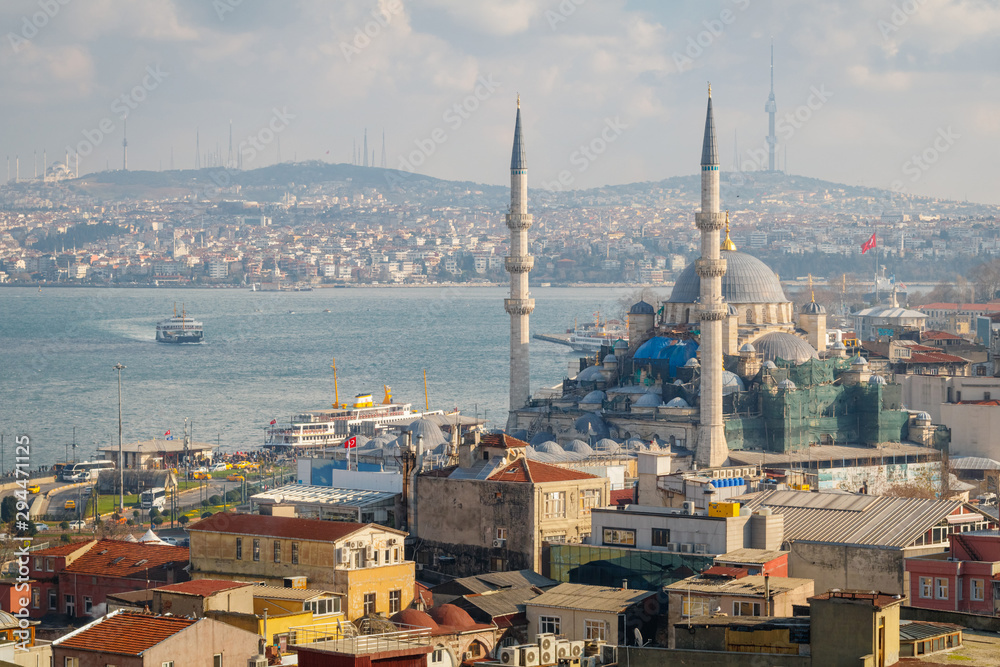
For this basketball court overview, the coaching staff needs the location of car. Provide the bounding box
[160,536,177,546]
[63,499,76,510]
[210,463,228,472]
[190,471,211,480]
[27,484,41,494]
[226,474,245,483]
[67,520,87,530]
[33,522,49,531]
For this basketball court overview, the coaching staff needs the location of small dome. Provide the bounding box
[390,609,438,631]
[564,439,593,455]
[594,438,621,453]
[576,365,605,382]
[665,397,690,408]
[630,300,656,315]
[673,379,684,386]
[352,435,375,450]
[753,332,819,364]
[739,343,756,353]
[801,301,826,314]
[831,341,847,350]
[916,411,932,421]
[868,375,887,385]
[633,391,663,408]
[603,354,618,364]
[529,431,556,446]
[850,355,869,366]
[778,379,797,390]
[429,604,477,629]
[613,339,628,351]
[574,413,610,439]
[535,441,564,454]
[763,360,777,369]
[722,371,746,395]
[580,390,606,405]
[404,419,447,447]
[684,357,700,368]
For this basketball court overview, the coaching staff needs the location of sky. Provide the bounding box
[0,0,997,203]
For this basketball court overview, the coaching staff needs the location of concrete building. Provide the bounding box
[524,582,655,645]
[96,437,215,469]
[413,432,609,578]
[905,530,1000,615]
[187,513,413,621]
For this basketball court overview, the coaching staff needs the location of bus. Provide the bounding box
[140,487,167,511]
[60,460,115,482]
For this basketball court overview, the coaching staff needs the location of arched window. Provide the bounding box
[746,309,754,324]
[684,308,691,324]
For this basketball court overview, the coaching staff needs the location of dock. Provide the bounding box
[533,332,573,347]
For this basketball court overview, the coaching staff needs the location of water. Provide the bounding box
[0,285,643,468]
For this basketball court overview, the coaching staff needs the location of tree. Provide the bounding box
[201,511,213,519]
[59,521,70,531]
[968,259,1000,302]
[0,496,16,523]
[152,516,164,526]
[201,499,210,508]
[208,495,222,506]
[178,515,190,525]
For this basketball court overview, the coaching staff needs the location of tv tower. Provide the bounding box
[195,129,201,170]
[122,118,128,171]
[765,39,777,172]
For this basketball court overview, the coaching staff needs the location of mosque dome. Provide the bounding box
[669,251,788,304]
[529,431,556,446]
[580,390,606,405]
[593,438,621,453]
[831,341,847,351]
[684,357,700,368]
[603,354,618,364]
[722,371,746,395]
[535,441,564,454]
[739,343,756,353]
[352,435,374,450]
[868,375,887,385]
[429,604,477,629]
[801,301,826,314]
[624,437,646,450]
[850,355,869,366]
[564,439,593,455]
[665,397,690,408]
[753,332,819,364]
[403,419,447,447]
[576,365,606,382]
[390,609,438,631]
[778,379,797,390]
[630,300,656,315]
[633,392,663,408]
[574,413,610,439]
[763,360,777,369]
[916,411,932,421]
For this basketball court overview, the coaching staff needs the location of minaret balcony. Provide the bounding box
[695,212,725,231]
[699,303,729,321]
[695,258,727,278]
[506,213,533,230]
[504,298,536,316]
[505,256,534,273]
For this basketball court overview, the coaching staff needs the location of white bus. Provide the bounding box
[140,487,167,511]
[60,460,115,482]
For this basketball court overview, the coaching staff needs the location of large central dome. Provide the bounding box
[669,250,788,304]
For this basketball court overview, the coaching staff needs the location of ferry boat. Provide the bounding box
[155,304,204,344]
[264,385,445,452]
[567,313,628,352]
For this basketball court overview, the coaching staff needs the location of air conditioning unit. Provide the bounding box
[248,656,268,667]
[366,545,375,559]
[666,542,679,553]
[556,641,571,658]
[337,549,350,564]
[538,633,556,653]
[493,538,506,548]
[540,650,554,665]
[680,543,694,554]
[521,646,540,667]
[695,543,708,554]
[569,641,584,658]
[415,563,424,571]
[388,538,397,545]
[500,648,522,666]
[599,645,616,666]
[557,659,581,667]
[682,501,696,514]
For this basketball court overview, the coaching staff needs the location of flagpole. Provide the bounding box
[873,228,879,304]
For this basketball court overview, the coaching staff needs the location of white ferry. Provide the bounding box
[156,304,204,344]
[264,386,445,451]
[567,313,628,353]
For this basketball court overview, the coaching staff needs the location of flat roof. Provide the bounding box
[728,442,940,467]
[665,574,813,596]
[526,583,653,613]
[98,438,215,454]
[253,585,342,601]
[715,548,788,565]
[251,484,397,507]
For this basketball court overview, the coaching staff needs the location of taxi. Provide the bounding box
[226,473,245,483]
[64,499,76,510]
[27,484,41,494]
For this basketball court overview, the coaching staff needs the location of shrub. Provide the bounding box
[208,495,222,506]
[152,516,164,526]
[149,508,161,518]
[59,521,70,530]
[60,533,70,543]
[178,515,189,525]
[201,511,213,519]
[225,490,241,502]
[201,499,210,508]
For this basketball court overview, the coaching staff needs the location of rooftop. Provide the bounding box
[479,432,530,450]
[665,574,813,596]
[186,512,393,542]
[809,590,904,609]
[253,585,342,601]
[526,583,653,613]
[727,442,940,468]
[153,579,252,597]
[53,540,188,578]
[53,610,198,655]
[487,457,600,483]
[97,438,215,453]
[715,548,788,565]
[250,484,398,507]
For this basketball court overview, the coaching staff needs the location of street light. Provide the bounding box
[113,362,126,514]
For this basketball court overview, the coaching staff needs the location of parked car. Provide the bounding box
[210,463,229,472]
[33,522,49,531]
[226,474,245,483]
[67,520,88,530]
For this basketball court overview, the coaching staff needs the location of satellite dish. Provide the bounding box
[633,628,643,646]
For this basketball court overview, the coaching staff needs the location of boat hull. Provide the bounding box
[156,331,204,344]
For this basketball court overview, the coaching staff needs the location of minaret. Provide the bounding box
[381,130,387,168]
[504,96,534,424]
[363,129,369,168]
[695,85,729,468]
[765,40,777,172]
[195,129,201,170]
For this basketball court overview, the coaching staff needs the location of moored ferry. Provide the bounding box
[156,304,204,344]
[567,312,628,352]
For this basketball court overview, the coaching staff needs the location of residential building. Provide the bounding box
[51,610,261,666]
[524,582,654,646]
[187,512,413,620]
[905,530,1000,615]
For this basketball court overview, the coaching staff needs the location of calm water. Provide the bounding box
[0,286,642,467]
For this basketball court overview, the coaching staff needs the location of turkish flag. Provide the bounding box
[344,436,357,449]
[861,232,877,254]
[269,419,277,425]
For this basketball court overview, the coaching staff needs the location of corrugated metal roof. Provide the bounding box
[715,548,788,565]
[735,489,978,548]
[899,620,963,642]
[664,574,812,596]
[455,586,542,619]
[952,457,1000,471]
[526,583,653,613]
[251,484,397,507]
[727,442,939,467]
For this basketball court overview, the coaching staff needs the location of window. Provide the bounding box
[33,557,41,570]
[48,590,56,610]
[307,596,341,616]
[84,596,93,614]
[291,542,299,565]
[936,578,949,600]
[579,489,600,514]
[163,662,174,667]
[920,577,933,599]
[354,550,363,568]
[539,616,561,635]
[544,492,566,518]
[64,659,79,667]
[363,592,376,615]
[584,619,607,641]
[683,598,709,618]
[389,589,402,614]
[235,537,242,560]
[274,540,281,563]
[496,527,508,541]
[65,594,75,616]
[253,539,260,562]
[214,656,223,667]
[972,579,985,601]
[46,557,54,572]
[651,528,671,548]
[602,528,636,547]
[733,601,761,616]
[432,649,446,663]
[490,556,507,572]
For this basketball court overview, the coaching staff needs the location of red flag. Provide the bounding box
[344,436,357,449]
[269,419,277,425]
[164,430,170,436]
[861,232,877,254]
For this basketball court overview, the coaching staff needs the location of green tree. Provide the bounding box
[201,511,213,519]
[178,515,190,525]
[59,520,70,531]
[152,516,164,526]
[209,495,222,506]
[0,496,16,523]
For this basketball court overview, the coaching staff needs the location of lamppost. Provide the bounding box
[113,362,126,514]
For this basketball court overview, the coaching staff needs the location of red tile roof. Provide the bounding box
[609,489,634,506]
[187,512,372,542]
[922,330,964,341]
[479,433,530,450]
[63,540,188,578]
[31,540,96,557]
[55,611,198,655]
[154,579,252,597]
[488,458,599,483]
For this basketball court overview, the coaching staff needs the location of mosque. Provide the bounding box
[507,89,932,477]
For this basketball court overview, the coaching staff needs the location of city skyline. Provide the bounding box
[0,1,995,203]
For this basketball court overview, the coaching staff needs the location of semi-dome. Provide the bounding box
[778,379,797,390]
[801,301,826,314]
[753,332,819,364]
[669,250,788,304]
[429,604,477,629]
[664,397,690,408]
[630,300,656,315]
[633,392,662,408]
[535,440,564,454]
[564,439,593,454]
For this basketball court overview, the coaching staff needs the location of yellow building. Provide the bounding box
[188,513,414,621]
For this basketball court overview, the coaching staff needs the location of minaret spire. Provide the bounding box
[505,97,534,427]
[694,87,729,468]
[765,39,777,172]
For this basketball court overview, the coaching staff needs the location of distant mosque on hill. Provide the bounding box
[505,87,925,473]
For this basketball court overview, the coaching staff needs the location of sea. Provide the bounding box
[0,285,641,469]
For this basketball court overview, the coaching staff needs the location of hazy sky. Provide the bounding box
[1,0,996,203]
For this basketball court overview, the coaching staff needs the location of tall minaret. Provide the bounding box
[695,85,729,468]
[504,96,534,423]
[765,40,777,172]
